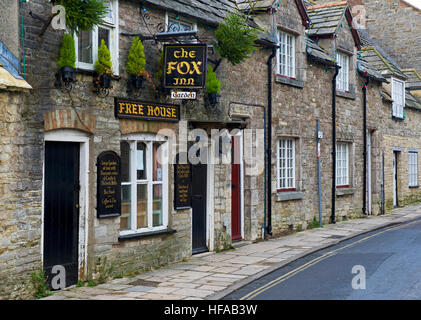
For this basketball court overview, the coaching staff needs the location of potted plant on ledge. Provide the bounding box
[56,34,76,88]
[126,36,146,90]
[94,39,113,89]
[205,65,221,106]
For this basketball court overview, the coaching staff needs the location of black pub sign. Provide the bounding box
[115,98,180,122]
[163,44,207,89]
[97,151,121,218]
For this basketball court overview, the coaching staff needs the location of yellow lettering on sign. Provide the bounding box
[167,62,177,75]
[190,61,202,75]
[119,103,125,114]
[177,61,190,75]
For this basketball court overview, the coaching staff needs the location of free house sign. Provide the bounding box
[115,98,180,122]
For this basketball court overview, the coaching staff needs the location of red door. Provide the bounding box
[231,136,242,241]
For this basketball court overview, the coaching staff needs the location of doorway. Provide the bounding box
[191,163,208,254]
[43,141,80,288]
[231,135,242,241]
[393,151,399,207]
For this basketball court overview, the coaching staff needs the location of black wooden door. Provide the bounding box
[191,163,208,254]
[44,141,80,288]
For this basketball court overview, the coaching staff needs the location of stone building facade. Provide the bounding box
[1,0,421,299]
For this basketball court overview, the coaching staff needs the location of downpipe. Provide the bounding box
[362,76,370,216]
[330,65,340,224]
[266,48,276,236]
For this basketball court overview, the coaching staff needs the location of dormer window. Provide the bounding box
[392,78,405,119]
[336,52,349,91]
[166,14,197,33]
[277,31,295,78]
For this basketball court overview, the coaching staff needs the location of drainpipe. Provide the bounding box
[20,0,26,80]
[362,76,369,216]
[330,65,340,224]
[266,48,276,236]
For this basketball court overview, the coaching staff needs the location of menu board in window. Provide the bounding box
[97,151,121,218]
[174,154,192,210]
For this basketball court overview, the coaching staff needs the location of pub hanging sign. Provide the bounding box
[163,44,207,89]
[97,151,121,219]
[115,98,180,122]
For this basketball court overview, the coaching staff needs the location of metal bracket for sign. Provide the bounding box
[120,30,199,43]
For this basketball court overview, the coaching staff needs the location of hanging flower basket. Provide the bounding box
[99,73,112,88]
[60,66,76,83]
[130,75,144,89]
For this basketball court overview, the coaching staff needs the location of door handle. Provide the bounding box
[75,204,80,209]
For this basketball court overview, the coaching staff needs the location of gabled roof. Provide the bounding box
[0,41,32,91]
[357,57,387,83]
[237,0,310,27]
[140,0,237,26]
[402,69,421,90]
[306,1,361,49]
[358,29,407,80]
[306,37,336,66]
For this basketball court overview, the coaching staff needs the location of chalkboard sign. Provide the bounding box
[97,151,121,218]
[174,156,192,209]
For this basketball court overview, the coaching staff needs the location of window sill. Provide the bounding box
[276,191,304,202]
[336,90,356,100]
[336,187,355,196]
[275,75,304,89]
[409,185,419,189]
[118,228,176,242]
[392,115,405,121]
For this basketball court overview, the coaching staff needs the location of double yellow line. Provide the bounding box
[240,219,419,300]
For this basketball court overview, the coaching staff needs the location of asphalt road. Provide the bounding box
[224,217,421,300]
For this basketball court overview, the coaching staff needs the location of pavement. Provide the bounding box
[42,204,421,300]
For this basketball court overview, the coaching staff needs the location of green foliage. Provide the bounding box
[155,49,164,85]
[206,65,221,94]
[31,269,52,299]
[94,39,113,75]
[57,33,76,69]
[54,0,109,35]
[76,280,85,287]
[214,12,260,65]
[307,216,322,230]
[126,36,146,76]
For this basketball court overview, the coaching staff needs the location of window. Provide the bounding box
[120,135,168,235]
[392,78,405,118]
[277,139,296,190]
[74,0,119,74]
[336,143,349,187]
[336,52,349,91]
[409,152,418,187]
[166,14,197,33]
[277,31,295,78]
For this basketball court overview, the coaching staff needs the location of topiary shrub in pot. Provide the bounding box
[94,39,113,88]
[57,33,76,84]
[126,36,146,89]
[206,65,221,105]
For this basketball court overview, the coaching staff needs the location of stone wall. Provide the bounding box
[347,0,421,71]
[0,0,19,58]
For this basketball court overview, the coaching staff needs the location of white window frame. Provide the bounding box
[74,0,119,75]
[277,30,295,78]
[336,143,350,187]
[277,138,296,190]
[120,134,169,236]
[165,12,197,33]
[336,52,349,91]
[391,77,405,119]
[409,151,418,187]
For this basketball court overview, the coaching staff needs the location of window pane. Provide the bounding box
[153,184,163,227]
[153,142,163,182]
[121,141,130,182]
[98,27,110,49]
[78,31,92,64]
[137,142,147,180]
[168,19,192,32]
[137,184,148,228]
[120,185,131,230]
